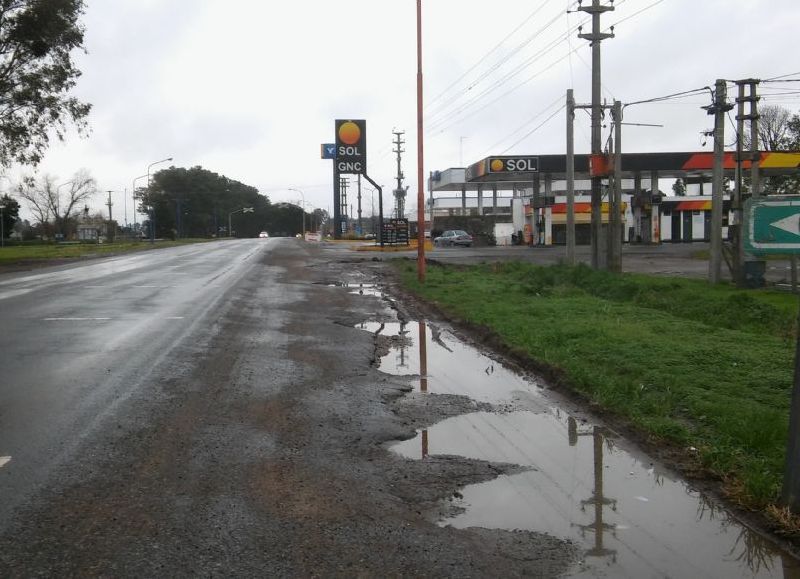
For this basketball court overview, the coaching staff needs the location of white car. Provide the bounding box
[258,231,269,238]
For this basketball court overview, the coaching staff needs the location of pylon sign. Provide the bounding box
[335,119,367,175]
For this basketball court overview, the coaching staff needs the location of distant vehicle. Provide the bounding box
[364,233,376,240]
[258,231,269,238]
[433,230,472,247]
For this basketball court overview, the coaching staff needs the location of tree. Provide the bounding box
[671,178,686,197]
[0,0,91,167]
[141,166,267,238]
[15,169,96,237]
[741,105,800,194]
[0,193,19,237]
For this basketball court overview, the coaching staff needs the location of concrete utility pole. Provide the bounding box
[392,130,408,219]
[566,89,576,265]
[106,191,113,222]
[577,0,614,270]
[707,79,730,284]
[732,79,762,287]
[748,80,762,199]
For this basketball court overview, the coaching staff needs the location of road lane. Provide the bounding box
[0,239,274,526]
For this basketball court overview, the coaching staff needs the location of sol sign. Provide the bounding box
[335,119,367,174]
[488,156,539,173]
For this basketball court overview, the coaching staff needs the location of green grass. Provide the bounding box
[0,238,219,265]
[395,260,799,509]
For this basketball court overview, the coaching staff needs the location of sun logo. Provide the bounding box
[338,121,362,145]
[490,159,505,172]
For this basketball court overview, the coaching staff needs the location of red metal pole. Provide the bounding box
[416,0,426,283]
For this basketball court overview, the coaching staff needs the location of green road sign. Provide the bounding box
[744,195,800,254]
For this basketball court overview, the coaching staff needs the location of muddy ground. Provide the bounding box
[370,254,800,562]
[0,242,581,576]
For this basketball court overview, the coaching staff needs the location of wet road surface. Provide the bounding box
[0,239,579,576]
[1,238,798,576]
[0,240,268,525]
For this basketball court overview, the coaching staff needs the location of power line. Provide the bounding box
[500,103,566,154]
[624,86,711,108]
[425,1,571,111]
[428,45,581,136]
[482,94,565,156]
[426,20,588,132]
[426,7,579,123]
[608,0,664,28]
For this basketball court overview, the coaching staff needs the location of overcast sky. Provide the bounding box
[11,0,800,222]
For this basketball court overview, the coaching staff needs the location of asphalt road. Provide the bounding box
[0,240,268,526]
[0,239,577,576]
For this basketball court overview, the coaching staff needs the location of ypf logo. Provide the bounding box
[335,119,367,175]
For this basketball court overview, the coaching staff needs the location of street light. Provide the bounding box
[228,206,253,238]
[142,157,172,243]
[147,157,173,186]
[288,188,305,238]
[132,173,148,236]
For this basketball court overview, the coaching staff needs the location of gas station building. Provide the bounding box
[428,152,800,245]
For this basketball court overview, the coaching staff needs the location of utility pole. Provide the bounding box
[566,89,576,265]
[106,191,113,222]
[357,174,363,235]
[748,80,761,199]
[340,177,349,234]
[609,100,623,273]
[392,130,408,219]
[577,0,614,270]
[706,79,731,284]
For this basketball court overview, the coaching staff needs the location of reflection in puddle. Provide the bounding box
[328,282,382,297]
[362,320,543,406]
[392,411,800,578]
[373,317,800,578]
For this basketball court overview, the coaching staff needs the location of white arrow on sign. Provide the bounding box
[771,213,800,236]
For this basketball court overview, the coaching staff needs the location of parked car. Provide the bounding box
[433,230,473,247]
[258,231,269,238]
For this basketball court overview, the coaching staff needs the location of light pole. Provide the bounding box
[288,188,306,238]
[143,157,172,243]
[228,207,253,238]
[147,157,173,187]
[132,173,148,237]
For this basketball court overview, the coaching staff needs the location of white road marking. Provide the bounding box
[0,456,11,468]
[43,317,112,321]
[132,285,175,289]
[165,316,185,320]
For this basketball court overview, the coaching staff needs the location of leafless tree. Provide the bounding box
[15,170,97,237]
[743,105,793,150]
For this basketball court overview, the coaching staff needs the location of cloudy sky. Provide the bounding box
[12,0,800,222]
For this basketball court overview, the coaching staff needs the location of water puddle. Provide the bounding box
[365,316,800,577]
[363,320,543,406]
[325,281,383,298]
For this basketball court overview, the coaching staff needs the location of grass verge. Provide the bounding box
[394,259,798,516]
[0,239,218,266]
